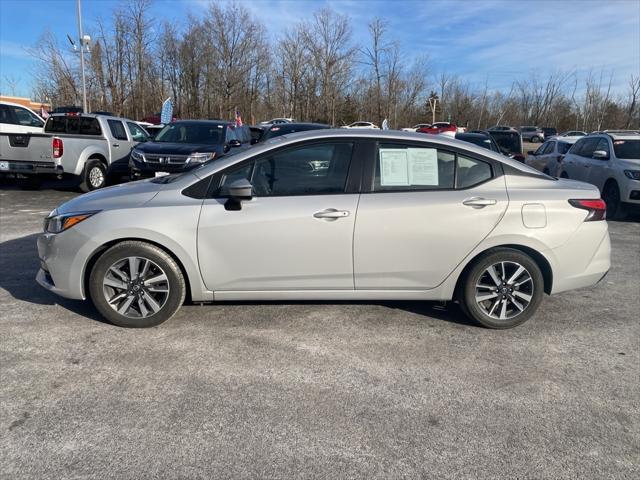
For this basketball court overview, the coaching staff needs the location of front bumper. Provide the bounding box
[37,230,95,300]
[0,160,63,176]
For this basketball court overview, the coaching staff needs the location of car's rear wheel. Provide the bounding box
[602,181,626,220]
[79,159,107,192]
[460,249,544,329]
[89,241,186,327]
[530,137,539,143]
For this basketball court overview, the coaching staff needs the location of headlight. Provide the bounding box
[44,211,99,234]
[131,149,144,161]
[185,152,215,164]
[623,170,640,180]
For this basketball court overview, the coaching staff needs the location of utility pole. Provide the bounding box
[77,0,87,113]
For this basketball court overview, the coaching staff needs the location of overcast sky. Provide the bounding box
[1,0,638,98]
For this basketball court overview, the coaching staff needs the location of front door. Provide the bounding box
[197,141,359,291]
[354,142,508,289]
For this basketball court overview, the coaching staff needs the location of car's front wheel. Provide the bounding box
[89,241,186,327]
[460,249,544,329]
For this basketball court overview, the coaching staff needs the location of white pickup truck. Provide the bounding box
[0,113,149,191]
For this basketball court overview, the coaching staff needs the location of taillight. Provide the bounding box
[569,199,606,221]
[52,137,63,158]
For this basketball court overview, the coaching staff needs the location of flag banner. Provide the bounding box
[235,108,243,127]
[160,98,173,124]
[382,118,389,130]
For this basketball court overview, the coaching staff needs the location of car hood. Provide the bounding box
[55,179,163,215]
[135,142,221,154]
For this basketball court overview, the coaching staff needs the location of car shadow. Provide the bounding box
[1,233,475,328]
[0,233,107,323]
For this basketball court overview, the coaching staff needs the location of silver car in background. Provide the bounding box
[37,130,611,329]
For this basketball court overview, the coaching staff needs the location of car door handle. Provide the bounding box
[462,197,497,208]
[112,143,120,147]
[313,208,350,219]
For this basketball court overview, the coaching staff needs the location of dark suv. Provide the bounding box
[129,120,249,178]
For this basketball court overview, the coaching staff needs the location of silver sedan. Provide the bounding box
[37,130,611,329]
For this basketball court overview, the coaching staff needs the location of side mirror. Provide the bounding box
[225,178,252,211]
[229,139,242,148]
[592,150,608,160]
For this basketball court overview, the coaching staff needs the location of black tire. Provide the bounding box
[602,181,627,220]
[16,176,43,190]
[530,137,540,143]
[459,248,544,329]
[560,171,568,179]
[79,159,107,192]
[89,241,186,328]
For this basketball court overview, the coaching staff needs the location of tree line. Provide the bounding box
[27,0,640,131]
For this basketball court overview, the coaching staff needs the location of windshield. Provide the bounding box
[613,139,640,159]
[155,123,224,144]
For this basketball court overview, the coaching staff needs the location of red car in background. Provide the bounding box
[417,122,462,135]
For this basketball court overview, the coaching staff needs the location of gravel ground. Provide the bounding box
[1,183,639,479]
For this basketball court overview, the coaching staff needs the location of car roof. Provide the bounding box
[588,130,640,140]
[190,128,544,179]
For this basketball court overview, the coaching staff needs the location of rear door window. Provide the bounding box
[374,144,455,191]
[107,119,128,140]
[456,155,493,189]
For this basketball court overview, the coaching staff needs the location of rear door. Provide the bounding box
[354,140,508,289]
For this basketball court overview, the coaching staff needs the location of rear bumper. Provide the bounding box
[0,160,63,176]
[549,223,611,294]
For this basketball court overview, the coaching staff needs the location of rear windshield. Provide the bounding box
[613,140,640,159]
[155,122,224,144]
[45,116,102,135]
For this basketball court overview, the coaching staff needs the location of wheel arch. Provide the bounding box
[83,237,194,303]
[454,244,553,298]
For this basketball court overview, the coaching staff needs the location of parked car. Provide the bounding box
[401,123,431,132]
[259,118,294,125]
[455,132,502,153]
[559,131,640,218]
[542,127,557,139]
[51,106,83,114]
[557,130,587,138]
[0,101,45,134]
[519,126,545,143]
[142,113,178,125]
[417,122,458,135]
[525,138,576,176]
[0,113,148,191]
[259,122,330,142]
[341,121,379,129]
[129,120,249,179]
[486,129,525,161]
[37,129,610,330]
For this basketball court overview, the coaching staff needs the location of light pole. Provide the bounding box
[77,0,87,113]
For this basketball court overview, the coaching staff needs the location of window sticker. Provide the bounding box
[407,148,438,185]
[380,148,409,185]
[379,147,439,186]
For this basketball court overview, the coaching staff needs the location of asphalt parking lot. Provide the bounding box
[1,183,639,479]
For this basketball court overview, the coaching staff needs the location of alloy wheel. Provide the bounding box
[474,261,533,320]
[89,166,105,188]
[102,256,170,318]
